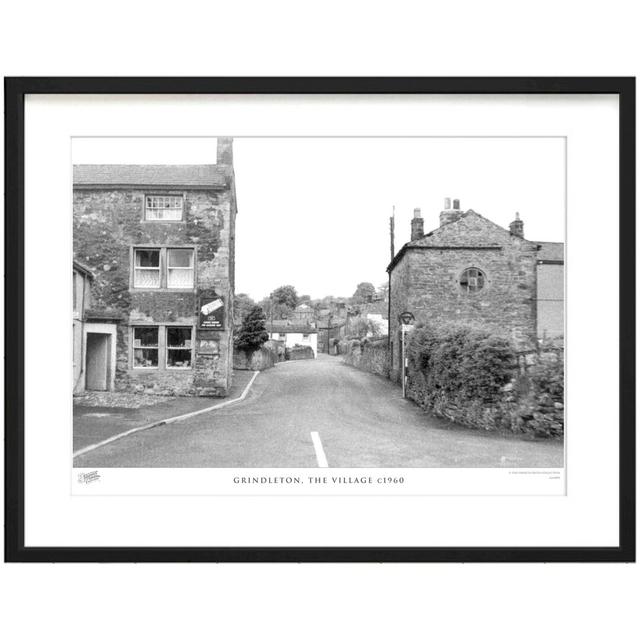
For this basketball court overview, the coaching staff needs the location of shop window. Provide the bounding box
[166,327,193,368]
[460,267,486,293]
[134,249,161,288]
[145,195,183,221]
[133,327,159,368]
[167,249,194,289]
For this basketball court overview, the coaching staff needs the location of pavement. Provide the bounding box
[73,369,256,453]
[74,354,564,468]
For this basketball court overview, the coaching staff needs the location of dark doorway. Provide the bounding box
[85,333,111,391]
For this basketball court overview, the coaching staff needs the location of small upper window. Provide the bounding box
[460,267,486,293]
[145,195,183,221]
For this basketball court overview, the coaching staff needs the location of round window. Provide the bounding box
[460,267,486,293]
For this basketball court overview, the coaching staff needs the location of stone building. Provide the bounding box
[387,198,564,380]
[290,303,316,325]
[73,138,237,396]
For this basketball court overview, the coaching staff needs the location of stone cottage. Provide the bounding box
[73,138,237,396]
[387,198,564,381]
[266,324,319,358]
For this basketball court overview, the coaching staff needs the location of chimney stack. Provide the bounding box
[509,212,524,238]
[440,197,465,226]
[216,137,234,165]
[411,207,424,242]
[411,207,424,241]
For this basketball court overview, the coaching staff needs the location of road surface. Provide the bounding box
[75,355,564,468]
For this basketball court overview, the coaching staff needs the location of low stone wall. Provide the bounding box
[342,337,390,378]
[285,345,315,361]
[265,339,286,362]
[233,344,278,371]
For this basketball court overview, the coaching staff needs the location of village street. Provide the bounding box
[75,355,564,468]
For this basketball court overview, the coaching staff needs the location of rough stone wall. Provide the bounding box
[73,185,235,396]
[343,338,390,378]
[285,346,315,361]
[389,218,538,381]
[233,345,277,371]
[536,263,564,339]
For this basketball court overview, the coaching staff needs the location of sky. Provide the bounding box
[73,137,565,301]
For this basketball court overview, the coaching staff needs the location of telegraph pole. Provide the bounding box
[389,205,395,262]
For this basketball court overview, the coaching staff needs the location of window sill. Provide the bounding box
[130,288,196,293]
[141,219,185,224]
[129,367,193,373]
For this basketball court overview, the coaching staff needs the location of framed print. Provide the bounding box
[4,77,635,562]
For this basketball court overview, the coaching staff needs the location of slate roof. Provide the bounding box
[84,308,124,322]
[267,324,318,334]
[73,164,227,188]
[388,209,564,272]
[73,260,95,279]
[409,210,514,249]
[534,241,564,262]
[316,320,346,330]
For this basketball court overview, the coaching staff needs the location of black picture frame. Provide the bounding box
[4,77,635,563]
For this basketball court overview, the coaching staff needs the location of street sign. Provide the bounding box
[398,311,415,325]
[199,295,225,330]
[398,311,415,399]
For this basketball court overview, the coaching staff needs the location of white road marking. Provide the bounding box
[73,371,260,459]
[310,431,329,468]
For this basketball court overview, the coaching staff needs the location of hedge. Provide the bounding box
[406,325,564,438]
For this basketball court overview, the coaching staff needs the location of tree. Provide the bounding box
[234,304,269,353]
[260,296,291,321]
[270,285,298,309]
[234,293,256,325]
[352,282,376,304]
[350,316,382,339]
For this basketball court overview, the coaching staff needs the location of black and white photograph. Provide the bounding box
[6,78,632,564]
[72,136,565,472]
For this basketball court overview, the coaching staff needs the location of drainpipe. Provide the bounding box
[387,270,391,373]
[80,275,86,372]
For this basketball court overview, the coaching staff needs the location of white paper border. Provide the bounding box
[24,93,619,547]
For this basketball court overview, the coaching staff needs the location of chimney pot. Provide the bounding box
[452,198,460,210]
[413,207,422,219]
[444,197,451,209]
